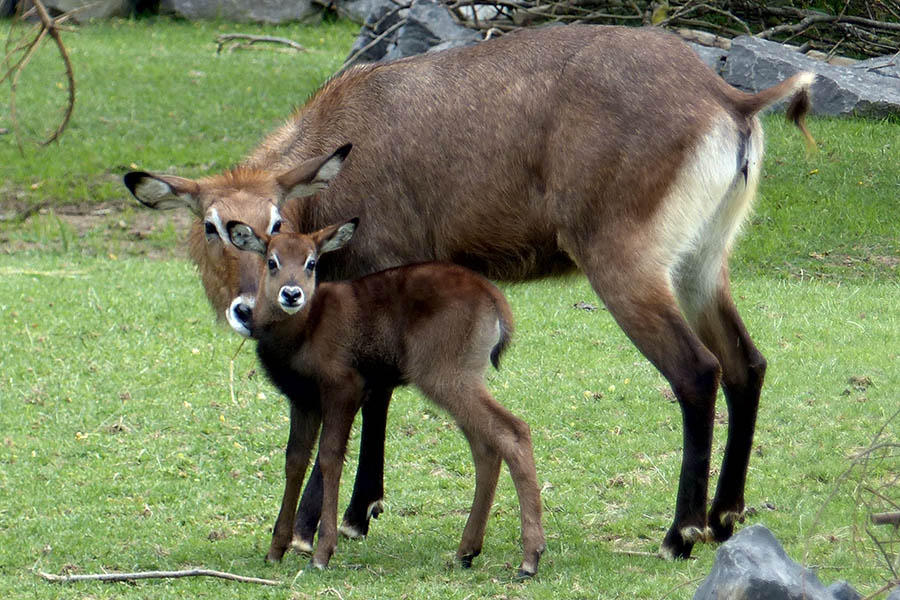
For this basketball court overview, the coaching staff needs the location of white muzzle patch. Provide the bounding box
[278,286,305,314]
[226,294,256,337]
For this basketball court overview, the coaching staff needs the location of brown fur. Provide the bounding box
[125,24,816,562]
[235,224,543,575]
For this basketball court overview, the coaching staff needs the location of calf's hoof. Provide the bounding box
[457,549,481,569]
[516,543,545,579]
[265,546,287,563]
[291,536,314,554]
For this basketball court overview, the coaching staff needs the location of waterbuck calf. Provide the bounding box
[226,218,545,576]
[124,24,815,560]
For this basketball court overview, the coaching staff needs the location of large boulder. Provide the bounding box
[723,35,900,117]
[1,0,18,18]
[346,0,480,64]
[160,0,319,23]
[693,525,856,600]
[332,0,391,24]
[40,0,132,20]
[383,0,479,61]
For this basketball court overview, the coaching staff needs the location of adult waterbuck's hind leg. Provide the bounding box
[292,387,391,551]
[575,244,723,560]
[685,273,766,542]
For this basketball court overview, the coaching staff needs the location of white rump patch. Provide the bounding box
[651,117,764,319]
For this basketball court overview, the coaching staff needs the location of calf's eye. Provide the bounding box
[204,221,218,239]
[267,258,278,271]
[271,220,282,234]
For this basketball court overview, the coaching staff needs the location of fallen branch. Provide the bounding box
[215,33,306,54]
[1,0,76,150]
[872,512,900,527]
[37,568,282,586]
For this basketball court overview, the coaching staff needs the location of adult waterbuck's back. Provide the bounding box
[124,24,815,562]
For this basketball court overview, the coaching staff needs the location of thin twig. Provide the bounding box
[216,34,306,54]
[32,0,76,146]
[229,337,246,406]
[37,568,282,586]
[340,19,406,72]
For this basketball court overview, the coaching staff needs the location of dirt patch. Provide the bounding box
[1,201,195,260]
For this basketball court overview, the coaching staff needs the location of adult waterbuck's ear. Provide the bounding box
[275,143,352,204]
[226,221,268,255]
[314,217,359,255]
[123,172,203,216]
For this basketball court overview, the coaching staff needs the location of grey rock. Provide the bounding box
[888,587,900,600]
[688,42,728,76]
[383,0,479,61]
[852,54,900,80]
[724,35,900,117]
[346,2,407,64]
[693,525,833,600]
[333,0,397,24]
[42,0,132,20]
[348,0,479,64]
[1,0,17,18]
[160,0,319,23]
[827,580,862,600]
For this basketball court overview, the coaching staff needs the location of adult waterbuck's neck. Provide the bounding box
[123,145,351,321]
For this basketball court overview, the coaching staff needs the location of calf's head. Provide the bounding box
[123,144,351,320]
[224,217,359,337]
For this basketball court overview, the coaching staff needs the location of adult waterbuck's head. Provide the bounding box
[123,144,351,325]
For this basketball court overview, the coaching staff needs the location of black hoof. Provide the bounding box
[660,528,695,560]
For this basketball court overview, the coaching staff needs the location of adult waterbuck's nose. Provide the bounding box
[279,286,304,313]
[226,295,255,338]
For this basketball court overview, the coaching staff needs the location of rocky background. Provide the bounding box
[5,0,899,117]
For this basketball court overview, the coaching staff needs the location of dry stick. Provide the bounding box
[8,27,48,153]
[229,337,246,406]
[37,569,282,586]
[872,512,900,527]
[215,34,306,54]
[32,0,76,146]
[340,20,406,72]
[860,580,900,600]
[5,0,76,150]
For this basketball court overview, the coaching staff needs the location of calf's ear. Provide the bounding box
[124,172,203,216]
[226,221,268,255]
[315,217,359,255]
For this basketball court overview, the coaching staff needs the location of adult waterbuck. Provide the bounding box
[124,24,815,562]
[223,218,545,575]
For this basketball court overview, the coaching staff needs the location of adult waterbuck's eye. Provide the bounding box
[204,221,218,240]
[271,220,283,234]
[267,258,278,272]
[305,258,316,272]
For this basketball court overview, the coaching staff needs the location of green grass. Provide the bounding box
[0,17,358,208]
[1,16,899,600]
